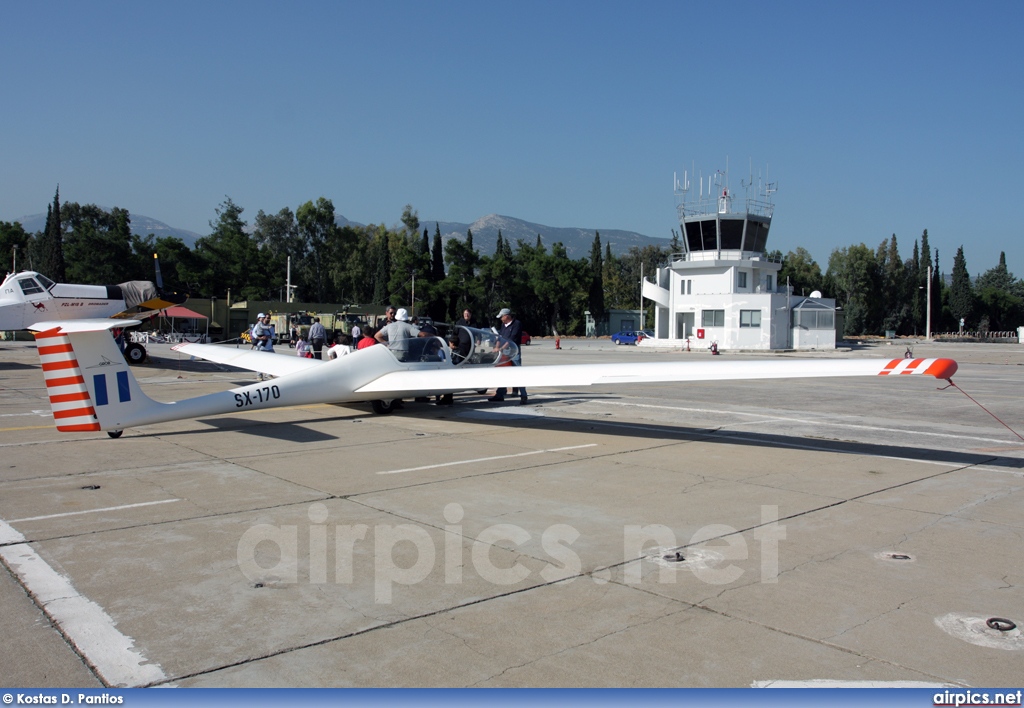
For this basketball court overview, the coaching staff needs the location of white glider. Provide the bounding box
[30,318,959,438]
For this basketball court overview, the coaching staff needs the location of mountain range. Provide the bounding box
[12,211,670,259]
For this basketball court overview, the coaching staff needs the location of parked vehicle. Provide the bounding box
[610,330,652,345]
[522,331,532,345]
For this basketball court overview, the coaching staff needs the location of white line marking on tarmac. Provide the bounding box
[378,444,598,475]
[753,680,956,687]
[0,519,168,687]
[590,400,1020,446]
[10,498,181,523]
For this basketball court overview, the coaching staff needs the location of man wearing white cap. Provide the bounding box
[374,308,420,360]
[251,313,274,352]
[489,307,527,404]
[250,313,275,381]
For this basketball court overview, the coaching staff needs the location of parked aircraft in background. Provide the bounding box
[28,318,958,439]
[2,256,186,362]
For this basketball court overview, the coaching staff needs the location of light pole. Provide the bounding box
[919,265,932,340]
[926,265,932,340]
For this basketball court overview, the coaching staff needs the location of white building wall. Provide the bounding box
[644,260,836,351]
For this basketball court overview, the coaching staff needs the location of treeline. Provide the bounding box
[2,191,1021,336]
[772,230,1024,335]
[0,193,666,336]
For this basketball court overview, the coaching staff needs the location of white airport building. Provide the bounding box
[641,169,837,351]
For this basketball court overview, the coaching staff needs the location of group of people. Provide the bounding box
[253,305,530,404]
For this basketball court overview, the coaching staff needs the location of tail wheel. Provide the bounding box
[124,342,147,365]
[371,399,397,415]
[107,430,123,439]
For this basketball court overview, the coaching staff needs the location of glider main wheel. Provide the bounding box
[124,342,147,365]
[107,430,123,439]
[371,399,398,415]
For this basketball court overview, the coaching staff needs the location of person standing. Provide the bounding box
[252,314,274,352]
[488,308,527,404]
[378,306,397,330]
[454,308,478,361]
[357,326,378,349]
[308,317,327,360]
[251,313,275,381]
[375,308,420,360]
[325,333,354,360]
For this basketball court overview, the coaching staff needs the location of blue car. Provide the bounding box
[610,330,652,345]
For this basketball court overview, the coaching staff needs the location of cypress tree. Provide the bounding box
[431,224,445,281]
[372,231,391,305]
[39,186,66,280]
[588,232,605,319]
[949,246,973,329]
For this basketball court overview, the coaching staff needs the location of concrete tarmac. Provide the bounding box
[0,336,1022,687]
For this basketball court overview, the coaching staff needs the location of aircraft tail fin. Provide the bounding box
[34,327,102,432]
[32,319,161,433]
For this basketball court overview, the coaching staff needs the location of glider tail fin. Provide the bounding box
[34,327,102,432]
[32,320,161,433]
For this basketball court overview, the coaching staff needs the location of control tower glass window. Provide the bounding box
[685,221,703,252]
[719,219,743,250]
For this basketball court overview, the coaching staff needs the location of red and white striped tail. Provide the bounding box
[33,327,100,432]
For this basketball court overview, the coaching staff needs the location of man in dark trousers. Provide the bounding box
[454,307,478,362]
[488,308,527,404]
[308,317,327,360]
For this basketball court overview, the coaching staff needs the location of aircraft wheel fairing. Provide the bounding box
[124,342,147,365]
[371,399,397,415]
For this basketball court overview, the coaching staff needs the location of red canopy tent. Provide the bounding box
[161,305,208,341]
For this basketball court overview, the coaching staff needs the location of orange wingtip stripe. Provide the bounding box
[38,343,74,355]
[56,423,102,432]
[878,359,902,375]
[49,392,92,403]
[41,360,79,371]
[924,358,958,379]
[46,375,86,387]
[899,358,924,373]
[53,407,96,419]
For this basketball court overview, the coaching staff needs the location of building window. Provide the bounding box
[740,310,761,328]
[766,275,773,292]
[738,272,747,289]
[701,309,725,327]
[792,310,835,329]
[680,279,692,295]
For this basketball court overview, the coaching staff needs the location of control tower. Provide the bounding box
[675,166,776,260]
[641,163,836,350]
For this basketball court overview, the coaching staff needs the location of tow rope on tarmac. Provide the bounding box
[943,379,1024,442]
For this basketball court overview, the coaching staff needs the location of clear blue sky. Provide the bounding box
[2,0,1021,276]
